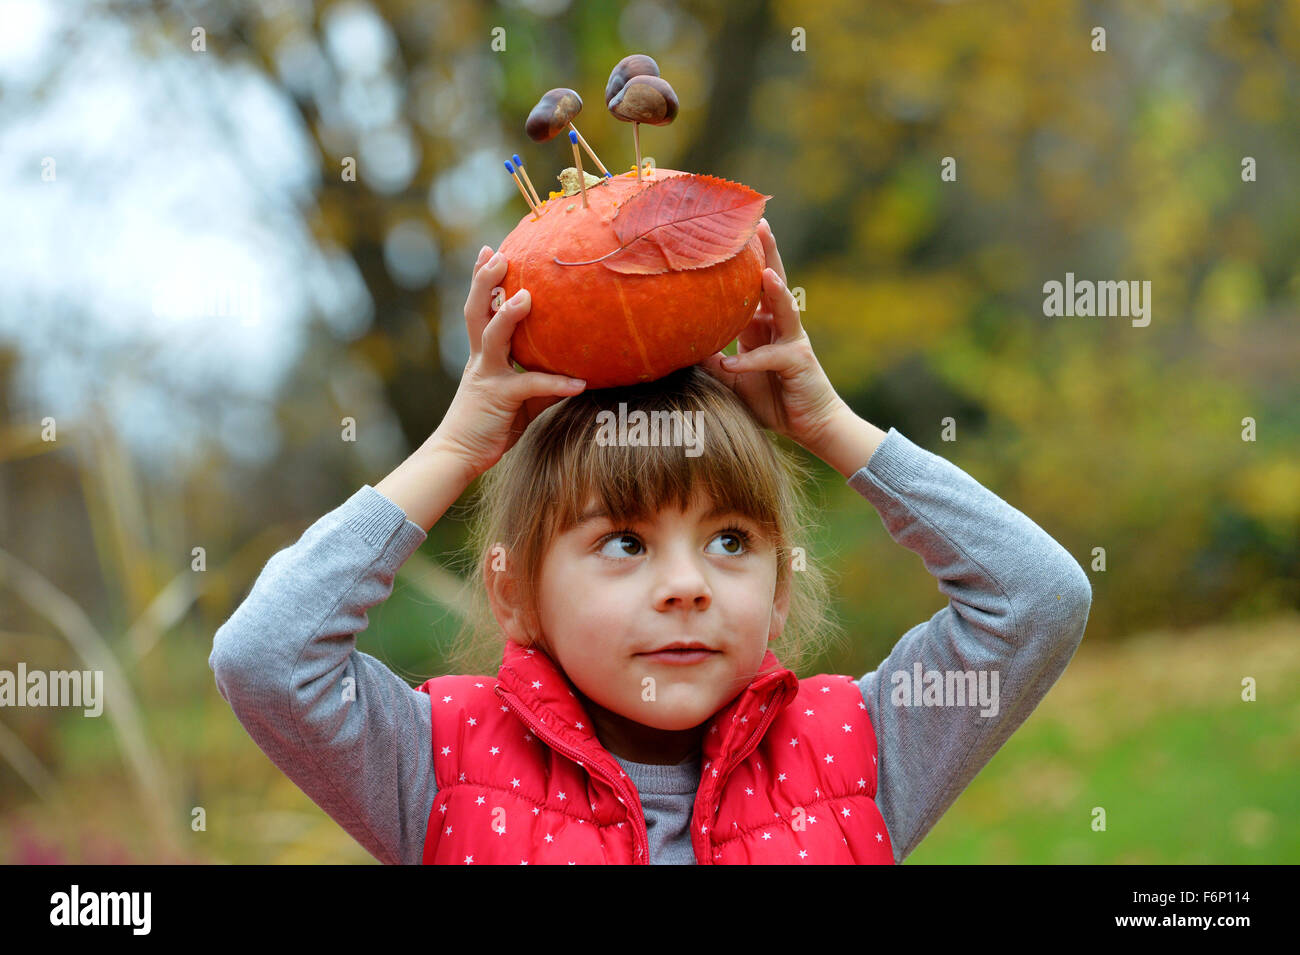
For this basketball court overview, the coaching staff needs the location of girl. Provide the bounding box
[210,219,1092,864]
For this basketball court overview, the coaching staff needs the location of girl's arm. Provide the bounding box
[209,443,473,864]
[827,418,1092,863]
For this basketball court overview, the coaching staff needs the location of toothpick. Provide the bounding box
[512,153,544,208]
[567,124,611,178]
[568,130,588,208]
[504,159,540,219]
[633,122,642,183]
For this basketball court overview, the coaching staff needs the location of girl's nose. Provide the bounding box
[653,552,712,610]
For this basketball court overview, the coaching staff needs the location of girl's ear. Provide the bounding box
[769,573,791,642]
[485,550,540,644]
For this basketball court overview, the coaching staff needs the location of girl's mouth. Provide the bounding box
[637,648,720,665]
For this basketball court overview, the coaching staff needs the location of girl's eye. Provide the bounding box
[598,532,644,558]
[596,526,754,559]
[706,527,753,556]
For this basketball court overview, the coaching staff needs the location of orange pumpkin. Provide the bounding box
[497,167,766,389]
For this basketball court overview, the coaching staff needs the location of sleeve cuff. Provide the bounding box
[344,485,428,553]
[847,427,931,494]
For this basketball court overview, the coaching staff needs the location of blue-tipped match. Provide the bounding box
[504,159,515,173]
[605,172,612,177]
[568,129,578,144]
[513,153,524,167]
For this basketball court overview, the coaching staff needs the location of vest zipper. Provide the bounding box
[497,690,652,865]
[695,679,795,864]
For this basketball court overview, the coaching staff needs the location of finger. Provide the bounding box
[757,219,786,286]
[470,244,493,281]
[480,286,531,371]
[718,339,805,377]
[762,268,805,343]
[465,249,509,353]
[699,351,740,386]
[508,370,587,407]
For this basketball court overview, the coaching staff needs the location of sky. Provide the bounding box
[0,0,692,477]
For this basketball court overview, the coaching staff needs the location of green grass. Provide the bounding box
[905,616,1300,863]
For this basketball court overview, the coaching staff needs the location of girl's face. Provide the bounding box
[514,489,790,762]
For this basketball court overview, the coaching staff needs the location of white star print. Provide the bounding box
[458,773,466,782]
[859,701,866,710]
[842,723,853,732]
[575,721,584,729]
[820,686,830,693]
[545,834,553,843]
[441,696,452,703]
[531,681,542,689]
[557,791,566,801]
[798,850,807,859]
[857,778,867,789]
[824,753,835,764]
[475,796,485,805]
[438,804,447,814]
[876,832,883,842]
[778,773,787,782]
[841,807,851,818]
[804,708,814,716]
[762,832,772,840]
[440,746,451,756]
[532,808,540,815]
[466,717,477,726]
[745,788,754,796]
[489,747,500,755]
[789,738,798,747]
[464,856,473,864]
[474,682,484,688]
[500,705,508,712]
[511,778,520,788]
[445,826,452,835]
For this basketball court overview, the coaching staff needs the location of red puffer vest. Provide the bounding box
[416,640,895,864]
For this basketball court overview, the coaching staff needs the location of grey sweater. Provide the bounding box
[209,427,1092,864]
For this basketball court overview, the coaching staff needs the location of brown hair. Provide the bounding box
[442,364,845,677]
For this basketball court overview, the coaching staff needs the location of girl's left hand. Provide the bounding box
[700,219,848,455]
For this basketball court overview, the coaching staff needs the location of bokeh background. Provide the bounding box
[0,0,1296,863]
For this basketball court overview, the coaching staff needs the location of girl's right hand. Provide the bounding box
[428,245,587,482]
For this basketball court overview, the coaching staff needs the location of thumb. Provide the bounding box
[698,352,732,381]
[511,369,585,407]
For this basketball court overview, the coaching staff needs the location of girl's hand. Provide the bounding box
[428,246,587,481]
[700,219,849,457]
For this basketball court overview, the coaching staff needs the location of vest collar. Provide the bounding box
[494,639,798,780]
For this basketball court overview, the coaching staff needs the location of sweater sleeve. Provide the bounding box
[847,428,1091,863]
[208,485,436,865]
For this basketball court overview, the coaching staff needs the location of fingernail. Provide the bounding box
[566,378,586,388]
[509,288,528,304]
[488,252,504,268]
[720,355,737,368]
[478,245,491,260]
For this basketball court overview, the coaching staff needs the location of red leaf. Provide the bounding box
[600,174,771,275]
